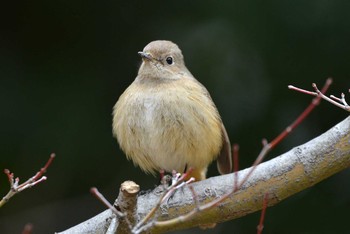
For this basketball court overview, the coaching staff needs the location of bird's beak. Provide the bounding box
[138,51,153,60]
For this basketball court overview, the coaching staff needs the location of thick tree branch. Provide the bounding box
[57,116,350,234]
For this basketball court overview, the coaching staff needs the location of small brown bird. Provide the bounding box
[112,40,232,181]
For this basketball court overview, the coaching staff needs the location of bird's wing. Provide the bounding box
[217,123,232,174]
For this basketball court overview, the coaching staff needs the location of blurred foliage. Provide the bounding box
[0,1,349,233]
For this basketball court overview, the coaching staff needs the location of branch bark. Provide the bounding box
[57,116,350,234]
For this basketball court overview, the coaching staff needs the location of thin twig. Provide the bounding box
[257,193,269,234]
[31,153,56,181]
[21,223,33,234]
[90,186,138,234]
[233,144,239,192]
[90,187,125,218]
[272,78,333,148]
[289,78,349,112]
[0,153,55,208]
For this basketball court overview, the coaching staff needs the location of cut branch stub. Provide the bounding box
[115,181,140,233]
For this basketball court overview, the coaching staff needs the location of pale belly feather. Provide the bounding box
[113,80,222,175]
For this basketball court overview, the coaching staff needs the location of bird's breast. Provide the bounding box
[113,79,222,174]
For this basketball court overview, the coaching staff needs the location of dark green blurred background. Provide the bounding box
[0,1,349,233]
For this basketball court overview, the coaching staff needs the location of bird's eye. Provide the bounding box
[165,57,173,65]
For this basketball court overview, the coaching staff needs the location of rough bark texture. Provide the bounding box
[57,116,350,234]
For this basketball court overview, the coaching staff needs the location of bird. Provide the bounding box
[112,40,232,181]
